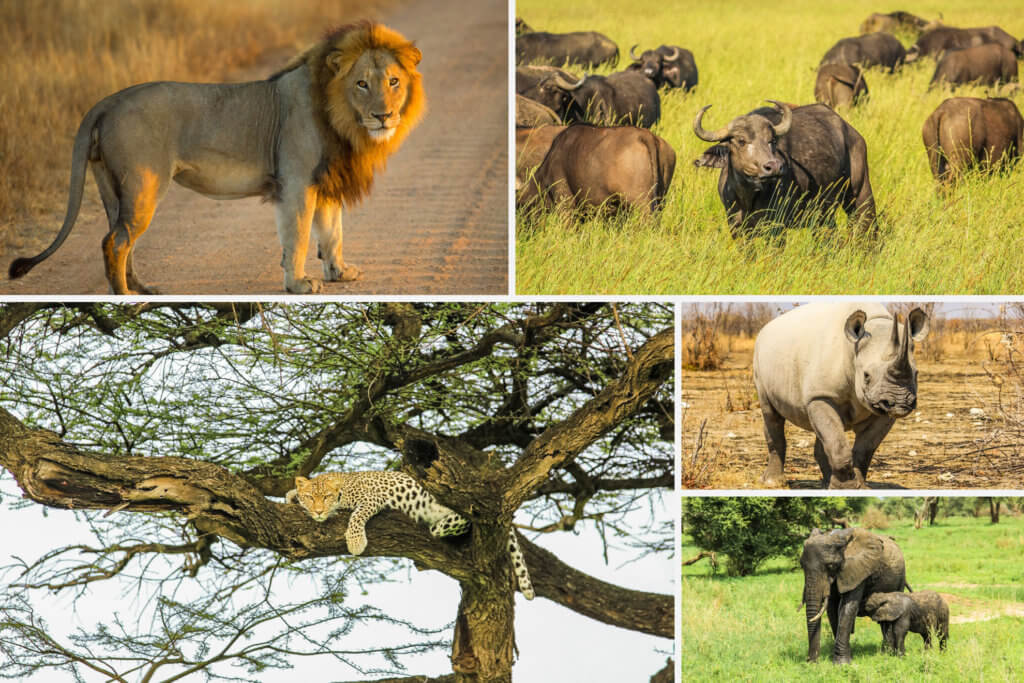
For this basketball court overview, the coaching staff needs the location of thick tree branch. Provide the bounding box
[519,535,672,638]
[505,327,674,510]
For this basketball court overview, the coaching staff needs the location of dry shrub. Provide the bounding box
[682,304,726,370]
[681,417,716,488]
[859,507,889,530]
[0,0,393,256]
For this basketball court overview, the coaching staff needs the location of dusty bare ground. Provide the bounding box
[0,0,507,295]
[941,592,1024,624]
[682,342,1024,490]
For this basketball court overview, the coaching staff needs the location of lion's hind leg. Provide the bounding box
[313,201,362,283]
[97,164,166,294]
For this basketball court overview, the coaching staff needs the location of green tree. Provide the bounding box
[0,302,674,683]
[682,497,866,576]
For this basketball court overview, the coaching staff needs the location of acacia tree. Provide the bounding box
[0,302,674,682]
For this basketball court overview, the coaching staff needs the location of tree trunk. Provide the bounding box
[988,497,1000,523]
[451,584,515,682]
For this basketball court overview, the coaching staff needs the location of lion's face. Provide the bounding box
[341,50,411,142]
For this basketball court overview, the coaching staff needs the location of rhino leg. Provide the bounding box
[812,438,831,487]
[851,416,896,482]
[806,399,866,489]
[760,398,788,486]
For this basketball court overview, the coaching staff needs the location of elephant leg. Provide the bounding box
[807,399,865,489]
[851,416,895,483]
[760,396,788,486]
[894,616,909,655]
[831,585,865,664]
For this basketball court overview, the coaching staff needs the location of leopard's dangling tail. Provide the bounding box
[507,530,534,600]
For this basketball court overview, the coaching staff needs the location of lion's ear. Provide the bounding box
[395,43,421,68]
[326,50,345,73]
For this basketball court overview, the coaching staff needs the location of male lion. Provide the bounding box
[8,21,425,294]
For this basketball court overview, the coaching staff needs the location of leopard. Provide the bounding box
[286,471,535,599]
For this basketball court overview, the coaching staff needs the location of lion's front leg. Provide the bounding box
[313,201,362,282]
[275,186,322,294]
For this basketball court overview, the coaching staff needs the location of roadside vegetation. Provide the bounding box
[516,0,1024,294]
[681,502,1024,681]
[0,0,391,259]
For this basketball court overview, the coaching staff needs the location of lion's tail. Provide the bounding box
[8,105,104,280]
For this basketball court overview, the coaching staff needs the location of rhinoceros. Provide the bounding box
[753,302,929,489]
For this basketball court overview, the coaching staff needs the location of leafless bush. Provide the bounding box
[860,507,889,530]
[682,304,726,370]
[681,418,716,488]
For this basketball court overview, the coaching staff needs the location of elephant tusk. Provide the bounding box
[808,601,828,623]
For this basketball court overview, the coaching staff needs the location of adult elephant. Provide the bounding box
[801,528,910,664]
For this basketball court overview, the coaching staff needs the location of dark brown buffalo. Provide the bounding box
[516,95,560,127]
[922,97,1023,184]
[515,31,619,68]
[518,125,677,213]
[515,18,533,35]
[859,11,930,36]
[516,65,580,119]
[515,125,567,186]
[907,26,1022,61]
[820,33,905,72]
[930,43,1018,88]
[693,101,876,236]
[626,44,698,90]
[815,64,868,108]
[549,70,660,127]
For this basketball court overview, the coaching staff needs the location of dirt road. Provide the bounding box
[682,347,1024,490]
[0,0,508,295]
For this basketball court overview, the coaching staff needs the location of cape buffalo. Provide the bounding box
[692,101,876,236]
[906,25,1022,61]
[626,44,698,90]
[518,124,676,214]
[815,64,868,108]
[820,33,905,72]
[754,302,929,488]
[516,31,619,68]
[859,11,930,36]
[516,65,580,119]
[515,125,567,186]
[516,95,560,127]
[549,70,660,127]
[922,97,1023,184]
[929,43,1018,89]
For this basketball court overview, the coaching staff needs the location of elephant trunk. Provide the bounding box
[803,573,831,662]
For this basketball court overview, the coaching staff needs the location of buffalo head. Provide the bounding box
[630,44,679,82]
[844,308,929,418]
[693,100,793,183]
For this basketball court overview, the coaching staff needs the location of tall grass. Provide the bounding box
[0,0,392,257]
[681,513,1024,680]
[516,0,1024,294]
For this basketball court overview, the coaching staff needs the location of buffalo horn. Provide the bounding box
[665,46,680,61]
[551,73,586,91]
[693,105,730,142]
[630,44,642,61]
[765,99,793,137]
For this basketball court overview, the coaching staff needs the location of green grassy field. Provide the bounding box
[515,1,1024,294]
[681,513,1024,680]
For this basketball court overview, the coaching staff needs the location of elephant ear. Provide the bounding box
[837,529,883,593]
[865,593,904,622]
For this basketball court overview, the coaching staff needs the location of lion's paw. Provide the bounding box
[331,263,363,282]
[285,277,324,294]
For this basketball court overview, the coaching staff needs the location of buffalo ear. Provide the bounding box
[694,144,728,169]
[663,65,683,88]
[837,528,883,593]
[908,307,929,341]
[844,310,868,343]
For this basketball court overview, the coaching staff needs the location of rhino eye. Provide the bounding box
[735,136,747,145]
[863,372,871,384]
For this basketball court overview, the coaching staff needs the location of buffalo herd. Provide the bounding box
[516,12,1023,225]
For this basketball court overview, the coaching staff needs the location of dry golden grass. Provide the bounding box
[0,0,393,257]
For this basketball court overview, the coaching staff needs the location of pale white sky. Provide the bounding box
[1,476,673,682]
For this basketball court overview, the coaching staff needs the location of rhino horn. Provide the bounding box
[890,312,900,349]
[898,315,913,370]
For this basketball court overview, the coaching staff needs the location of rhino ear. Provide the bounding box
[837,529,883,593]
[907,308,929,341]
[844,310,868,343]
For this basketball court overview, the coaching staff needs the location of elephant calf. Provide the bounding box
[864,590,949,654]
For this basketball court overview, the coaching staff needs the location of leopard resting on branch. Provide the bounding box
[287,471,535,599]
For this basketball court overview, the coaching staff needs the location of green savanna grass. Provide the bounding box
[515,0,1024,294]
[681,513,1024,681]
